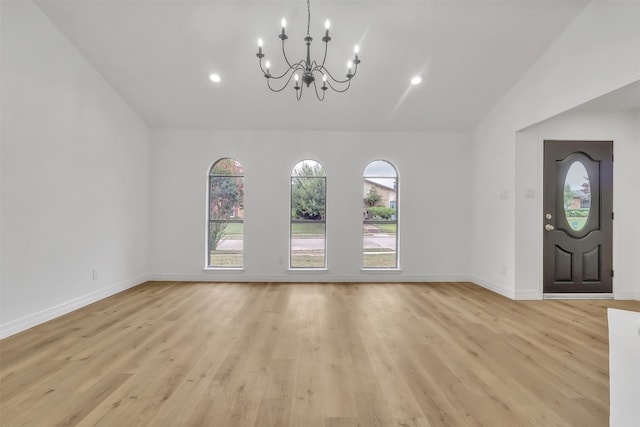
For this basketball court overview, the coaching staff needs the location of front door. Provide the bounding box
[543,140,613,294]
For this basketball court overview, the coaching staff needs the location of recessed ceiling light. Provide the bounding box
[411,76,422,85]
[209,73,221,83]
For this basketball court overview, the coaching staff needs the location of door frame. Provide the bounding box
[513,133,615,300]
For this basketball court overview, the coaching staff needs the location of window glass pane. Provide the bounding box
[291,160,326,269]
[364,160,396,177]
[211,158,244,175]
[564,161,590,231]
[209,176,244,220]
[363,225,397,268]
[209,222,243,267]
[292,159,325,177]
[363,160,398,268]
[291,222,325,268]
[208,158,244,267]
[291,176,326,220]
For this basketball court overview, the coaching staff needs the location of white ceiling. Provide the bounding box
[35,0,591,131]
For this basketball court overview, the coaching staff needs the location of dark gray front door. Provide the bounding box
[543,140,613,293]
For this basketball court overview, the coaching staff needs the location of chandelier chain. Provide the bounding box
[307,0,311,37]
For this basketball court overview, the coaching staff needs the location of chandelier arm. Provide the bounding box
[324,76,352,93]
[317,66,352,85]
[266,71,299,92]
[296,83,304,101]
[311,79,326,101]
[319,40,329,69]
[258,57,307,80]
[281,39,294,68]
[351,61,359,78]
[269,62,305,81]
[258,58,267,76]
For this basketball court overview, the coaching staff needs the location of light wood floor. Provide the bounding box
[1,282,639,427]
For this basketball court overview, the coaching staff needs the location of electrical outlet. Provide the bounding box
[92,269,98,280]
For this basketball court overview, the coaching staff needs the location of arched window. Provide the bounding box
[207,158,244,268]
[363,160,398,268]
[290,160,326,269]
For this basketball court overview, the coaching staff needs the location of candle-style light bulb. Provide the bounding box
[354,45,359,54]
[258,38,263,55]
[294,74,299,82]
[325,19,330,37]
[281,18,287,35]
[266,60,271,73]
[323,74,327,82]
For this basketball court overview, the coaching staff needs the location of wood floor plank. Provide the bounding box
[1,281,638,426]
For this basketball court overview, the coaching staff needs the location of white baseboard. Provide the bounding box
[469,275,515,299]
[544,293,614,300]
[614,290,640,301]
[149,273,471,283]
[514,290,542,300]
[0,275,149,339]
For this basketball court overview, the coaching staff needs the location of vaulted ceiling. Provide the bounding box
[36,0,591,131]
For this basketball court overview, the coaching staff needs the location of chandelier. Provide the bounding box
[255,0,360,101]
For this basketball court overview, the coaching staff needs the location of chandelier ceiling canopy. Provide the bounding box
[256,0,361,101]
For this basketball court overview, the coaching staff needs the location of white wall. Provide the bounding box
[515,110,640,300]
[471,1,640,298]
[635,111,640,299]
[0,1,150,337]
[150,130,470,282]
[608,308,640,427]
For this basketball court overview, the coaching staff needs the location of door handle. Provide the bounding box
[545,224,555,231]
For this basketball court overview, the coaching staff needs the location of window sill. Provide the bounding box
[361,268,402,274]
[287,268,328,274]
[202,267,245,273]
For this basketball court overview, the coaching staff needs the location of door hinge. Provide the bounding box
[612,153,614,162]
[612,212,615,220]
[612,269,615,278]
